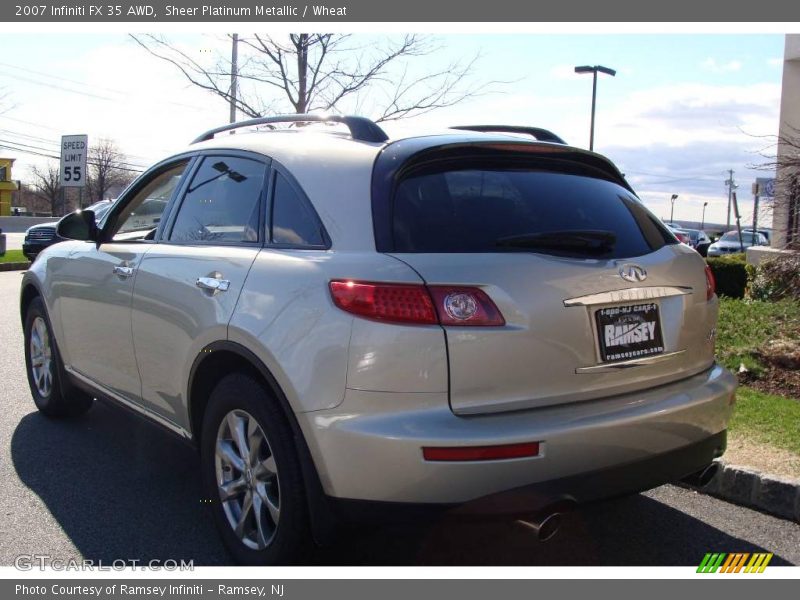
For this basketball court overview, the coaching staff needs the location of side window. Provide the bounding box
[112,161,188,242]
[270,171,327,247]
[170,156,265,244]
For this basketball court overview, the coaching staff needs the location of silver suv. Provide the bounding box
[20,115,736,564]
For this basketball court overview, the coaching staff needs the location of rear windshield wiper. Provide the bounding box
[495,230,617,254]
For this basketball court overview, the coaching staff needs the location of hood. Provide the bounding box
[26,221,59,233]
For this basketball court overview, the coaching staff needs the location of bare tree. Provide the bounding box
[754,125,800,249]
[87,138,134,202]
[28,163,63,216]
[130,34,490,122]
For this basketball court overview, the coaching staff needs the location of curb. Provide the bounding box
[0,262,30,272]
[683,460,800,522]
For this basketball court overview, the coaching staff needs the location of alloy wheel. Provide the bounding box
[215,409,281,550]
[29,316,53,398]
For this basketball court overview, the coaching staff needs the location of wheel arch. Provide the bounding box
[20,280,43,326]
[187,340,339,544]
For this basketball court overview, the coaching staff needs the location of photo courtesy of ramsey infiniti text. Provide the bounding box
[19,114,736,564]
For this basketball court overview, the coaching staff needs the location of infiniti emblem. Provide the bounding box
[619,264,647,283]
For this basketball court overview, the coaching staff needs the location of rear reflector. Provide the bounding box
[329,280,437,324]
[704,264,716,301]
[330,280,505,326]
[422,442,540,462]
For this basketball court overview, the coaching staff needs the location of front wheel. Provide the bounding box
[23,297,93,418]
[201,373,311,564]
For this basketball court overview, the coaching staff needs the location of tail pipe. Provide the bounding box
[682,462,720,488]
[515,511,564,542]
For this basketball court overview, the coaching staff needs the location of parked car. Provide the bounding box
[20,115,736,564]
[665,223,692,245]
[22,200,113,261]
[707,230,769,257]
[680,228,713,257]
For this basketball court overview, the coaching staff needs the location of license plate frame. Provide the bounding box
[595,302,665,363]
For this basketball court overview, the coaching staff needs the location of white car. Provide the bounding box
[707,230,768,257]
[20,115,735,564]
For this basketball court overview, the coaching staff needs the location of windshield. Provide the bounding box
[392,168,674,258]
[87,201,112,220]
[720,231,758,244]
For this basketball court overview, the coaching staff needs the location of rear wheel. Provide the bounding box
[23,296,93,417]
[201,373,311,564]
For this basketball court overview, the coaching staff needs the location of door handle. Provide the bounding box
[196,277,230,292]
[113,265,135,278]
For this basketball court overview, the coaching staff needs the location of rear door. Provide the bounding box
[383,145,717,415]
[131,153,267,429]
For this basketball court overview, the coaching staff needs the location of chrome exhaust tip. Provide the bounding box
[682,463,720,488]
[515,511,563,542]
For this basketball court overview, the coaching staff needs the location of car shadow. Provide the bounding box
[11,401,793,566]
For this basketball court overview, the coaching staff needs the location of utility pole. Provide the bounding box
[751,182,761,243]
[724,170,736,230]
[229,33,239,124]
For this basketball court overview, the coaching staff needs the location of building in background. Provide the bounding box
[773,34,800,248]
[0,158,20,216]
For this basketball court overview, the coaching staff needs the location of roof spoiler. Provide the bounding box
[192,114,389,144]
[451,125,566,145]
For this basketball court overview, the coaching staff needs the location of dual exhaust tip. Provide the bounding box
[508,464,722,543]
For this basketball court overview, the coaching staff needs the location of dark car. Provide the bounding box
[680,228,712,257]
[22,200,112,261]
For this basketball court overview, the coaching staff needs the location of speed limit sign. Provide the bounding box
[60,134,88,187]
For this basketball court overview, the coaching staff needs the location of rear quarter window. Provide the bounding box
[392,168,673,258]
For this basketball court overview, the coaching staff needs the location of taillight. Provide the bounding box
[676,232,691,244]
[704,264,716,301]
[329,280,505,326]
[329,280,437,324]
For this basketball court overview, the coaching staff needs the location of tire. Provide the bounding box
[201,373,311,565]
[23,296,93,418]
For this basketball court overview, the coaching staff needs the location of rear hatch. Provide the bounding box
[375,140,717,415]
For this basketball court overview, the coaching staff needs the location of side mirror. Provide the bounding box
[57,210,98,242]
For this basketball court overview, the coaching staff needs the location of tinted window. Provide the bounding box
[720,231,759,244]
[170,157,264,244]
[112,162,188,241]
[270,172,326,247]
[392,169,673,258]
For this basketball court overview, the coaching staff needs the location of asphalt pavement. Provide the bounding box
[1,270,799,566]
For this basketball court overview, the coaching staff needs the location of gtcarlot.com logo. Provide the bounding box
[14,554,194,571]
[697,552,773,573]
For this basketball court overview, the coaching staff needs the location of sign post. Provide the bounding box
[60,134,88,209]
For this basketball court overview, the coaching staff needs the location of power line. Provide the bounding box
[0,140,145,173]
[0,128,152,162]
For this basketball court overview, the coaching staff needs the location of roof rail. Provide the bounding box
[450,125,566,145]
[191,114,389,144]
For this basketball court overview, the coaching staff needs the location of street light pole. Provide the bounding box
[669,194,679,223]
[701,201,708,229]
[575,65,616,151]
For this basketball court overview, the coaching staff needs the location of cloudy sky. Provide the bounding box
[0,33,785,227]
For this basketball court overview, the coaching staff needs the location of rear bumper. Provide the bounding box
[298,363,736,505]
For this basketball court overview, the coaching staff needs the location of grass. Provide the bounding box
[0,249,29,264]
[716,297,800,376]
[729,387,800,456]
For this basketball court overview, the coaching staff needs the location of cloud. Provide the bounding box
[604,140,773,226]
[767,57,783,68]
[701,58,743,73]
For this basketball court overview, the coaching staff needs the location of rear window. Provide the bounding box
[392,168,674,258]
